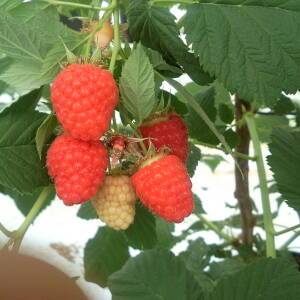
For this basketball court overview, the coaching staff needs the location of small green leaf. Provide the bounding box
[267,128,300,213]
[35,114,58,159]
[155,217,176,249]
[209,258,300,300]
[0,185,55,217]
[193,194,206,214]
[219,103,234,124]
[201,154,226,172]
[84,227,129,288]
[187,143,201,177]
[272,94,295,115]
[158,90,188,116]
[77,201,98,220]
[120,43,156,125]
[124,202,157,250]
[108,248,204,300]
[185,87,218,144]
[0,89,50,193]
[223,129,240,149]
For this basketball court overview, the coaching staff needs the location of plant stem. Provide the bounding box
[245,113,276,258]
[193,140,256,161]
[275,224,300,236]
[85,6,114,57]
[279,231,300,250]
[150,0,196,5]
[109,4,121,73]
[12,185,52,252]
[197,214,234,243]
[43,0,111,10]
[0,223,14,238]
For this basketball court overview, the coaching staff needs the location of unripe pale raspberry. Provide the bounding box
[92,175,136,230]
[46,135,108,205]
[51,64,118,141]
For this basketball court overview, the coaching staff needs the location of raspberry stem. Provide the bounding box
[0,222,14,238]
[43,0,112,10]
[109,2,121,73]
[244,112,276,258]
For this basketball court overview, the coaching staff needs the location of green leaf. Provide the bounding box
[124,202,157,250]
[187,143,201,177]
[0,0,22,11]
[255,114,290,143]
[120,44,156,125]
[108,248,204,300]
[219,103,234,124]
[185,87,218,144]
[209,258,300,300]
[223,129,240,149]
[272,94,295,115]
[267,128,300,213]
[209,258,245,281]
[193,193,206,214]
[127,0,212,85]
[155,217,176,248]
[84,227,130,288]
[158,90,188,116]
[185,2,300,106]
[0,89,50,193]
[201,154,226,172]
[35,114,58,159]
[0,185,55,217]
[77,201,98,220]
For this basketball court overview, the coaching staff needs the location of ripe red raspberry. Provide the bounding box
[139,113,188,162]
[46,135,108,205]
[92,175,136,230]
[51,64,118,141]
[131,154,194,223]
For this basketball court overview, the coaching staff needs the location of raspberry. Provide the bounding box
[131,154,194,223]
[46,135,108,205]
[51,64,118,141]
[139,113,188,162]
[92,175,136,230]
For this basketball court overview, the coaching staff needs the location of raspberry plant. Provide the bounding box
[1,0,300,298]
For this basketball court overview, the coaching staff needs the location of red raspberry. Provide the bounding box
[139,113,188,162]
[131,154,194,223]
[46,135,108,205]
[51,64,118,141]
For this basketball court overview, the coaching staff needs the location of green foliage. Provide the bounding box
[108,248,204,300]
[77,201,98,220]
[187,143,201,177]
[268,128,300,212]
[0,89,50,193]
[184,1,300,106]
[84,227,130,287]
[127,0,212,85]
[124,202,157,250]
[120,43,156,125]
[209,258,300,300]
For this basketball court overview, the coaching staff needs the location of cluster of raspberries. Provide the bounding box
[46,63,194,229]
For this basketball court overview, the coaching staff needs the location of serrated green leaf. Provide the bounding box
[0,185,55,217]
[158,90,188,116]
[127,0,212,85]
[255,114,290,143]
[185,87,218,144]
[155,217,176,248]
[267,128,300,213]
[108,248,204,300]
[193,193,206,214]
[84,227,129,288]
[0,89,50,193]
[187,143,201,177]
[35,114,58,159]
[224,129,240,149]
[209,258,300,300]
[201,154,226,172]
[272,94,295,115]
[77,201,98,220]
[185,2,300,106]
[209,258,245,281]
[124,202,157,250]
[120,44,156,125]
[0,0,22,11]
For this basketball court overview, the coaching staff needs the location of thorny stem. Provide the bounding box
[109,3,121,73]
[245,113,276,258]
[234,97,255,247]
[43,0,112,10]
[197,214,234,243]
[12,186,52,252]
